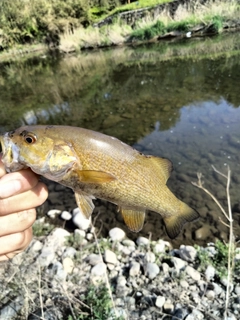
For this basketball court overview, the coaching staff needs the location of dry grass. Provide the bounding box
[192,165,235,320]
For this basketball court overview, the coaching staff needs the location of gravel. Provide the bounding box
[0,213,239,320]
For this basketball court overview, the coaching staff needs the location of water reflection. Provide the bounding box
[22,102,70,125]
[1,32,240,245]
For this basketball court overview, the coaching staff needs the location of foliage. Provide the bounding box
[211,15,224,32]
[129,19,165,40]
[32,221,55,237]
[69,284,123,320]
[196,240,233,279]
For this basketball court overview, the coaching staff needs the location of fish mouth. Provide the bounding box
[0,133,26,172]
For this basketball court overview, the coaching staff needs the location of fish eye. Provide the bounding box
[24,134,37,144]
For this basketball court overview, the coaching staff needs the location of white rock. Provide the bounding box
[179,245,197,262]
[185,309,204,320]
[86,233,93,241]
[206,290,215,300]
[155,240,166,253]
[62,257,74,274]
[72,209,91,230]
[122,239,136,247]
[29,240,43,252]
[91,262,107,283]
[172,257,187,272]
[212,282,224,296]
[144,252,155,263]
[205,265,215,281]
[61,210,72,221]
[180,280,189,289]
[155,296,166,308]
[37,248,56,267]
[62,247,76,259]
[129,262,141,277]
[104,249,117,265]
[186,265,201,281]
[86,253,102,266]
[74,229,86,238]
[136,237,149,246]
[37,228,70,267]
[109,227,125,241]
[144,262,160,279]
[47,209,61,219]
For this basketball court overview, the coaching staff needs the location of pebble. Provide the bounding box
[136,237,149,246]
[47,209,61,218]
[74,229,86,238]
[86,253,102,266]
[172,257,187,272]
[205,264,215,281]
[154,240,166,253]
[194,226,211,240]
[91,262,107,283]
[144,262,160,279]
[186,265,201,281]
[62,257,74,273]
[129,261,141,277]
[72,209,91,230]
[163,301,174,314]
[206,290,215,300]
[62,247,76,259]
[185,309,204,320]
[179,245,197,262]
[104,249,117,265]
[30,240,43,252]
[144,252,155,263]
[155,296,165,308]
[109,227,125,241]
[61,210,72,220]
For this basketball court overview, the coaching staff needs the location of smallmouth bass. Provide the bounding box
[0,125,199,238]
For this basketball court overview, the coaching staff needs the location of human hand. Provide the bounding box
[0,155,48,261]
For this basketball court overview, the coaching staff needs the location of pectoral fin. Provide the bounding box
[163,203,199,239]
[77,170,116,184]
[75,191,96,218]
[120,208,145,232]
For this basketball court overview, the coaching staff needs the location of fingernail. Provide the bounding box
[0,180,22,198]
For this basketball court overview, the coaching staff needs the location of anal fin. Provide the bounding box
[120,208,145,232]
[75,191,96,219]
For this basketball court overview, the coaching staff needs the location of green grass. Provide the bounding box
[68,284,124,320]
[195,240,234,280]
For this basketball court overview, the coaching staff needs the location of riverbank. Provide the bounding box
[0,0,240,60]
[0,215,239,320]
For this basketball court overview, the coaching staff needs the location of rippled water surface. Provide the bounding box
[1,33,240,246]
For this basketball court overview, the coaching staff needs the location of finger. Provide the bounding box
[0,154,6,178]
[0,208,36,237]
[0,227,33,260]
[0,169,40,199]
[0,182,48,216]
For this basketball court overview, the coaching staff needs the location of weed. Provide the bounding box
[65,233,85,249]
[32,221,55,237]
[72,284,120,320]
[196,240,231,279]
[211,15,223,32]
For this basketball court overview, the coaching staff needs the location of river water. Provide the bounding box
[1,32,240,247]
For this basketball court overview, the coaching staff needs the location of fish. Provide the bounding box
[0,125,199,239]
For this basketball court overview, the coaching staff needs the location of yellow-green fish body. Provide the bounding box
[0,125,199,238]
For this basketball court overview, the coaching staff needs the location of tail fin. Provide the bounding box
[163,202,199,239]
